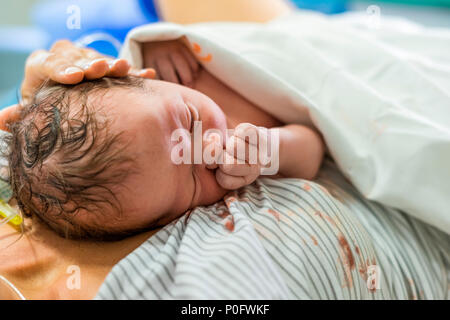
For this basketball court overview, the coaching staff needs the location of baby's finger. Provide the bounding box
[216,170,246,190]
[216,169,258,190]
[170,51,193,86]
[181,46,200,74]
[204,140,223,170]
[219,148,257,176]
[206,163,219,170]
[226,135,259,164]
[156,56,179,84]
[234,123,261,145]
[220,162,260,178]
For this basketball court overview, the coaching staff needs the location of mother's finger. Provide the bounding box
[129,68,157,79]
[21,50,83,101]
[0,104,20,132]
[55,44,110,80]
[105,59,131,77]
[77,58,109,80]
[36,50,84,84]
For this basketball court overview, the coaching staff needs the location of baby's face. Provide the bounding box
[97,79,228,231]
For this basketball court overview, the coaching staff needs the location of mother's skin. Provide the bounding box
[0,0,291,299]
[0,218,159,299]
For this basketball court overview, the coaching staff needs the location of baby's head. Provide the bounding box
[7,77,228,240]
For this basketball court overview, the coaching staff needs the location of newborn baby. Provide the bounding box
[7,40,324,239]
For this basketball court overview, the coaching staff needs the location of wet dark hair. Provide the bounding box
[6,77,145,240]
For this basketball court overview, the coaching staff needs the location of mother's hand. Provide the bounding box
[0,40,156,131]
[21,39,156,104]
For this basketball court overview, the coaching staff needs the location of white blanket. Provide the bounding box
[120,11,450,234]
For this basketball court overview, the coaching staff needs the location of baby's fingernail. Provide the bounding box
[64,67,82,75]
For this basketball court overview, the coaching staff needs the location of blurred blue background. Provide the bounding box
[1,0,449,108]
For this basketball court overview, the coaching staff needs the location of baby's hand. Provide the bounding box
[143,39,200,87]
[216,123,268,190]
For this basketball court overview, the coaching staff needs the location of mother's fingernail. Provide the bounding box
[138,68,156,78]
[84,58,106,70]
[64,67,82,75]
[108,59,120,68]
[138,69,149,76]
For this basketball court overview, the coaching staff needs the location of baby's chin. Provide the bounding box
[195,166,228,208]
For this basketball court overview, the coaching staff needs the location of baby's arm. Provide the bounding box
[277,124,324,180]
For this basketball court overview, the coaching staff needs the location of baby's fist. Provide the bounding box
[216,123,267,190]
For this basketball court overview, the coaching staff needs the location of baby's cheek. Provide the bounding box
[196,166,227,206]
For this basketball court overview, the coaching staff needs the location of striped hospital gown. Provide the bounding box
[95,160,449,300]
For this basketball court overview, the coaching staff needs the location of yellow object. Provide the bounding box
[155,0,291,24]
[0,199,22,226]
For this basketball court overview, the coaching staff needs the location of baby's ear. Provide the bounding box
[0,104,20,132]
